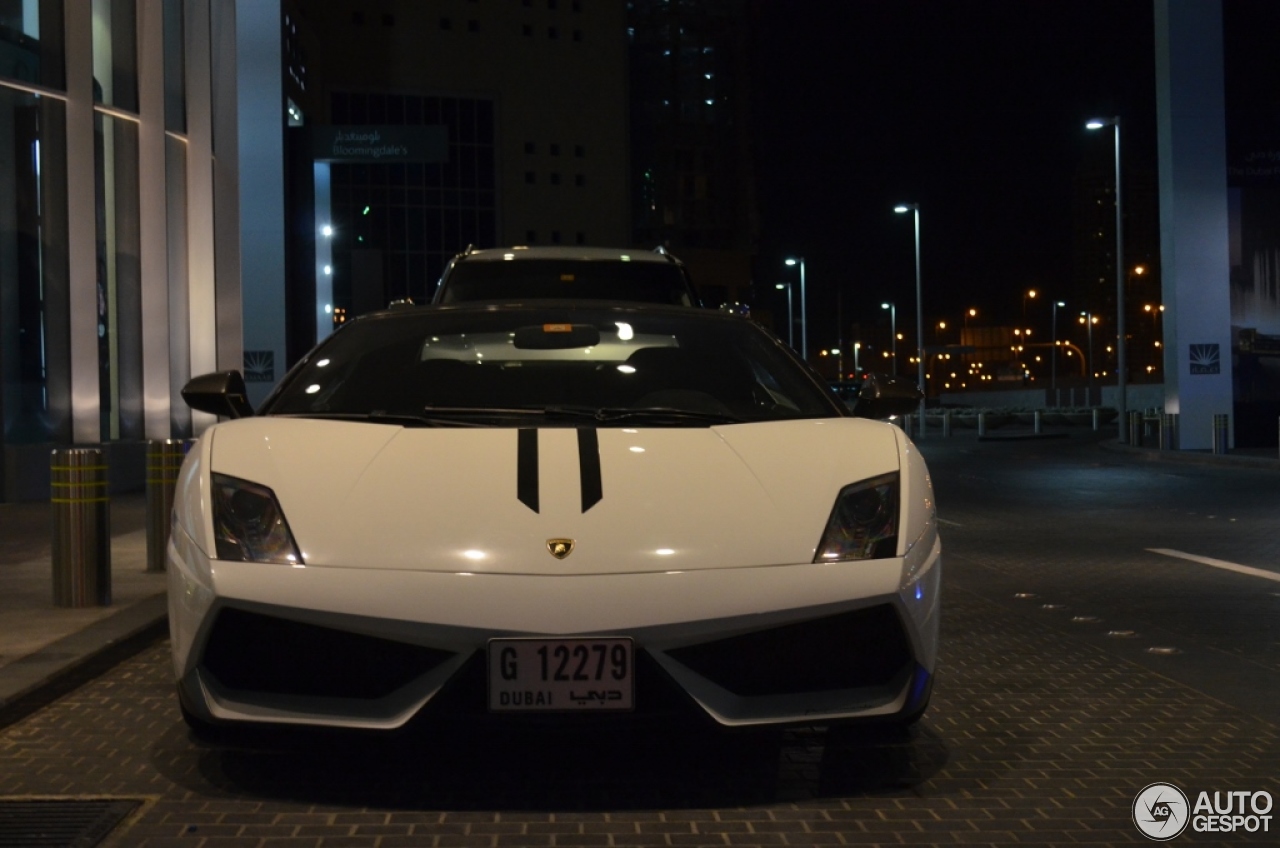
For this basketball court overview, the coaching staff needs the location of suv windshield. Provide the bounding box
[434,258,697,306]
[264,306,839,425]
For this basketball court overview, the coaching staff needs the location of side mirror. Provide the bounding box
[181,371,254,419]
[849,372,922,420]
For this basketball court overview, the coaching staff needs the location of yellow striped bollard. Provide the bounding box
[50,448,111,607]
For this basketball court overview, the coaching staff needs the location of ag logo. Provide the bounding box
[546,538,575,560]
[1133,782,1190,840]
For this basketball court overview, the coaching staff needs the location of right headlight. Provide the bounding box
[813,472,899,562]
[210,472,303,564]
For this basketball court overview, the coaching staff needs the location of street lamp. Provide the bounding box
[774,282,794,348]
[1080,311,1098,402]
[1051,300,1066,400]
[1087,116,1126,441]
[894,203,927,425]
[784,257,807,361]
[881,301,897,375]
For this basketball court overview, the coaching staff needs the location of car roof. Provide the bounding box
[374,299,723,322]
[453,246,680,265]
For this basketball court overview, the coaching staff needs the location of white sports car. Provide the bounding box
[168,302,940,733]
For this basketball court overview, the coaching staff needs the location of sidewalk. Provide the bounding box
[0,494,168,715]
[0,428,1276,720]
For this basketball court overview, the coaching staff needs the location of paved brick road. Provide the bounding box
[1,434,1276,847]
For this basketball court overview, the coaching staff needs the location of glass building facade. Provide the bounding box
[0,0,243,500]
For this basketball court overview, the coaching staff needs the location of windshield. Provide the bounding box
[263,306,840,425]
[435,259,695,306]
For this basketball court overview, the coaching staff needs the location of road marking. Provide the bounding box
[1147,548,1280,584]
[938,518,964,527]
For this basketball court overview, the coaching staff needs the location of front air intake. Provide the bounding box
[665,605,911,697]
[201,607,455,700]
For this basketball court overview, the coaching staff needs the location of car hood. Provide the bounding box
[200,417,905,575]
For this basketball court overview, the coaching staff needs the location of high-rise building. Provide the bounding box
[281,0,632,358]
[627,0,758,307]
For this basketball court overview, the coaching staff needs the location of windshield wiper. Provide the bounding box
[543,406,743,425]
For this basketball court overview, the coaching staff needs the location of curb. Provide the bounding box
[1100,438,1280,471]
[0,595,168,723]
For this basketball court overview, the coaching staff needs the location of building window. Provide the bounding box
[327,93,497,307]
[548,26,558,39]
[573,30,582,42]
[382,14,395,26]
[440,18,452,30]
[576,232,586,244]
[550,173,561,185]
[0,88,71,442]
[524,141,536,154]
[550,143,560,156]
[351,11,364,25]
[526,230,537,243]
[575,145,585,158]
[522,24,533,36]
[525,171,536,184]
[551,230,562,244]
[574,174,585,187]
[468,20,480,33]
[92,0,139,112]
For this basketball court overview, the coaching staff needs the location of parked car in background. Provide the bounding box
[431,245,701,307]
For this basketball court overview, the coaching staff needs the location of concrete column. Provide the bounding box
[1155,0,1234,451]
[236,0,286,407]
[65,3,100,443]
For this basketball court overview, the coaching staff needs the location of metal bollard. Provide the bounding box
[942,410,952,438]
[1033,410,1042,434]
[146,439,193,573]
[977,412,987,436]
[1092,408,1100,431]
[50,448,111,607]
[1127,410,1142,446]
[1212,413,1229,455]
[1160,413,1179,450]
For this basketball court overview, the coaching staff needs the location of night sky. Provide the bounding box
[748,0,1165,349]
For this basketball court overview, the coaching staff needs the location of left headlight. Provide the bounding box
[813,472,899,562]
[210,472,303,564]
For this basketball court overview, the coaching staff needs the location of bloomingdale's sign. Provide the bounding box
[312,125,448,163]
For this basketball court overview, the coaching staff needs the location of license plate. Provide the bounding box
[488,637,634,712]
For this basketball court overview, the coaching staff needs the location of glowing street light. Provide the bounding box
[775,282,794,348]
[1087,115,1127,441]
[784,257,807,360]
[894,203,927,426]
[1080,311,1099,400]
[1051,300,1066,397]
[881,302,897,375]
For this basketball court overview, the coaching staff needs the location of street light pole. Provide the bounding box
[1081,311,1096,403]
[1088,116,1126,441]
[881,302,896,376]
[895,203,927,426]
[1051,300,1066,402]
[785,257,807,361]
[775,282,794,348]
